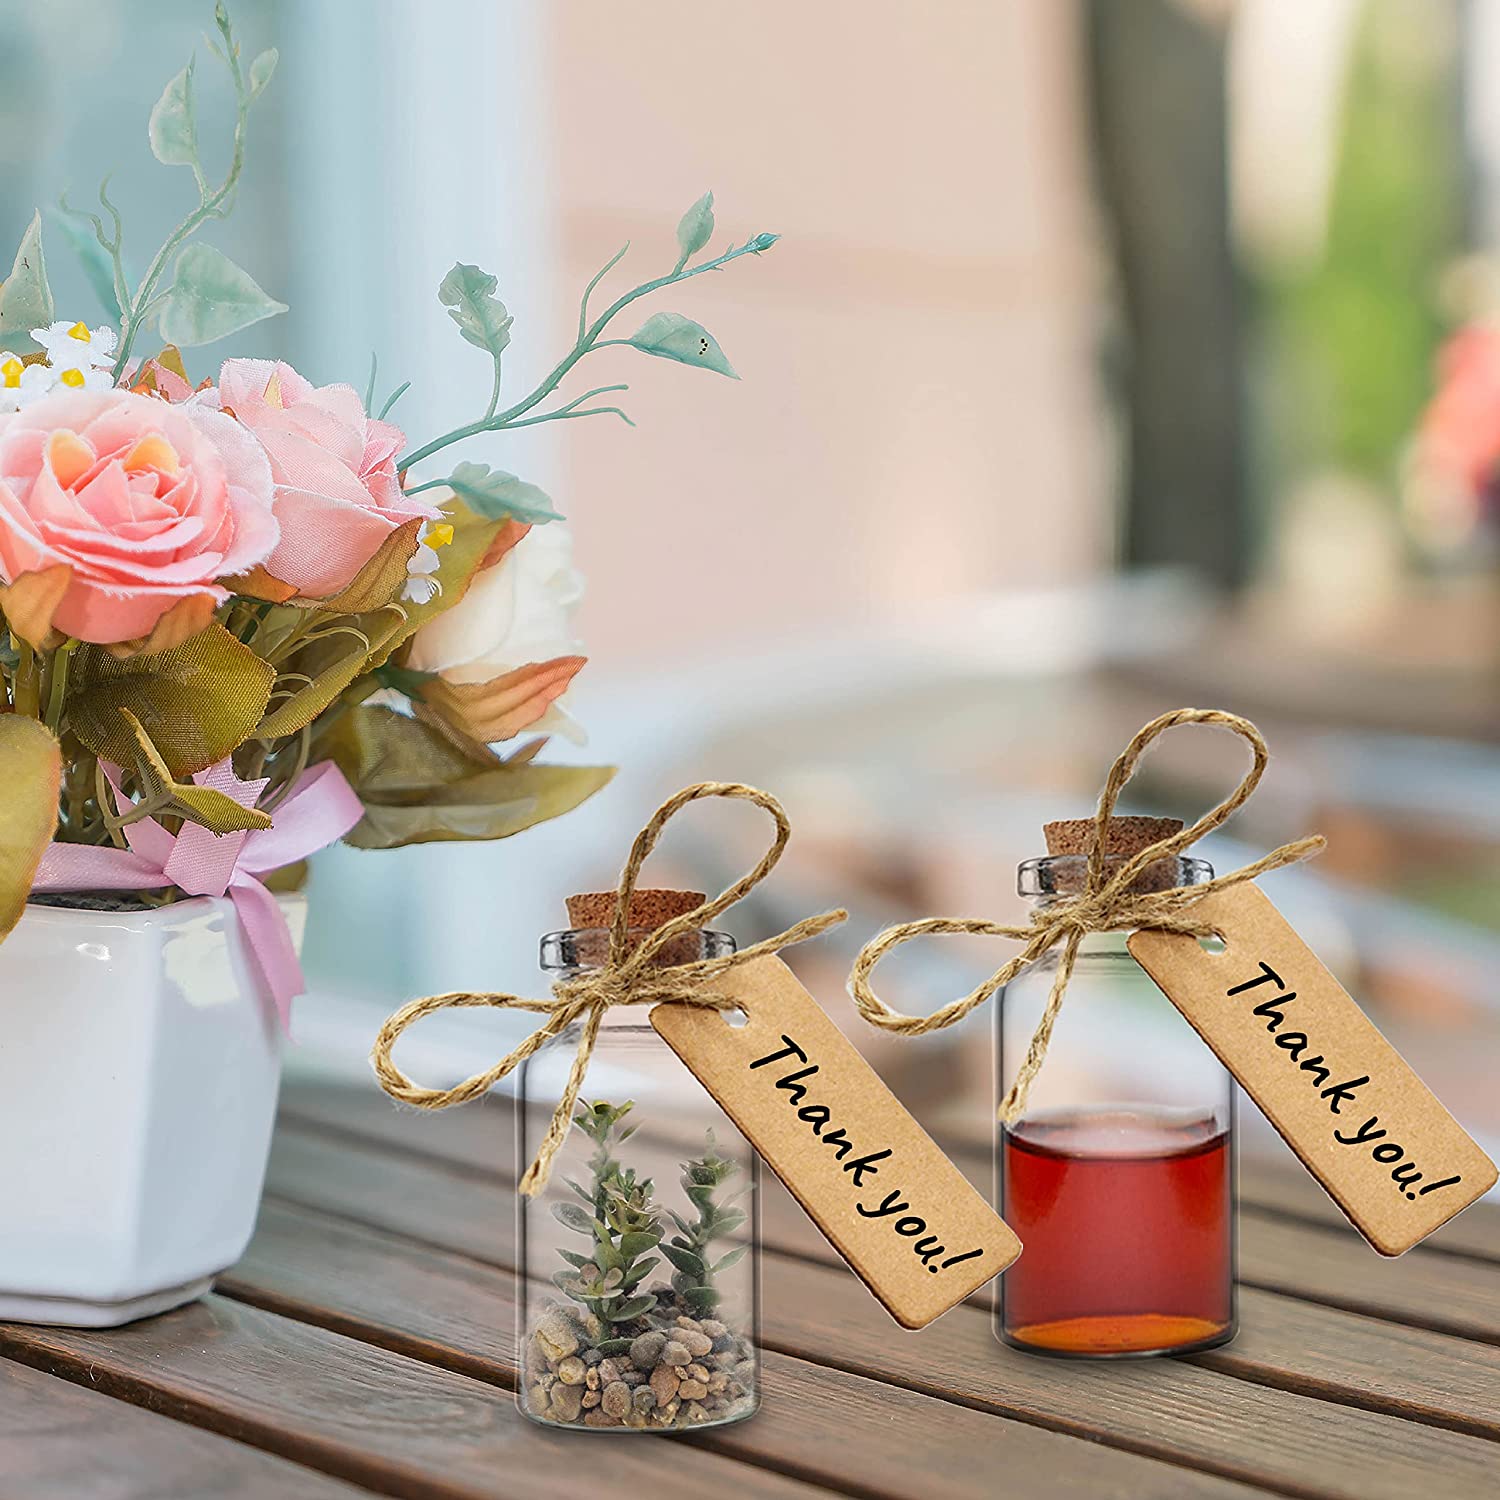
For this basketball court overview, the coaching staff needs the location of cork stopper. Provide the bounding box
[565,888,706,930]
[555,888,717,970]
[1037,816,1185,895]
[1043,816,1183,859]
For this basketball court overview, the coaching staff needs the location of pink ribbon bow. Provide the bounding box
[33,760,363,1030]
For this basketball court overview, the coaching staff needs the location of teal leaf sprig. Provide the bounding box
[397,201,778,519]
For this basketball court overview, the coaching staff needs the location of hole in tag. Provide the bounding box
[1196,930,1227,955]
[723,1008,750,1029]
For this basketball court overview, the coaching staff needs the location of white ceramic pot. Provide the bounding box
[0,894,301,1327]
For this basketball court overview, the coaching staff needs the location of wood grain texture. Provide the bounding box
[227,1198,1274,1500]
[0,1358,371,1500]
[276,1076,1500,1262]
[261,1119,1500,1499]
[0,1298,837,1500]
[271,1093,1500,1352]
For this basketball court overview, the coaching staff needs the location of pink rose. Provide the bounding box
[0,388,276,646]
[215,359,438,599]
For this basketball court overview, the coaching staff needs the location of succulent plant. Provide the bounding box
[551,1100,664,1352]
[659,1131,749,1315]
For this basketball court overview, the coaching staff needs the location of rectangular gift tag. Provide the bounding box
[651,954,1021,1328]
[1128,883,1497,1256]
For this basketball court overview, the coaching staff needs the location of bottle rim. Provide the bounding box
[1017,853,1213,898]
[540,926,736,971]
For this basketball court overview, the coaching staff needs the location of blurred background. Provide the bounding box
[4,0,1497,1169]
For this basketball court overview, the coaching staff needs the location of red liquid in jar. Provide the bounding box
[1000,1109,1232,1355]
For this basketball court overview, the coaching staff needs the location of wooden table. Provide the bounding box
[3,1073,1498,1499]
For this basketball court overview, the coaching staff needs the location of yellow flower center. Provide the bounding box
[60,368,86,388]
[427,522,455,549]
[68,322,91,342]
[1,356,22,389]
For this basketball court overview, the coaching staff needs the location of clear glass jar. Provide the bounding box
[517,923,761,1430]
[996,847,1236,1357]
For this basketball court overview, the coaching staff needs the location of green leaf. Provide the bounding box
[446,462,561,524]
[149,61,199,168]
[660,1245,706,1278]
[625,311,737,378]
[621,1256,659,1289]
[712,1245,749,1275]
[438,262,513,358]
[256,611,406,743]
[342,761,615,850]
[116,709,271,836]
[248,48,279,99]
[52,204,123,321]
[610,1295,656,1322]
[70,622,276,778]
[0,718,60,944]
[682,1286,722,1313]
[594,1337,633,1357]
[0,212,54,349]
[618,1231,661,1262]
[158,243,287,347]
[676,191,715,263]
[552,1202,595,1235]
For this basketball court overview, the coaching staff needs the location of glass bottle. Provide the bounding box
[517,888,761,1430]
[996,817,1236,1357]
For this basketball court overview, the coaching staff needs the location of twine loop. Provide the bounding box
[371,781,846,1194]
[847,708,1325,1124]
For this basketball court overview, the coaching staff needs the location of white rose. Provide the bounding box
[408,521,587,744]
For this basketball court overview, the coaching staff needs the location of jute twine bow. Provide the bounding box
[371,782,847,1194]
[847,708,1326,1125]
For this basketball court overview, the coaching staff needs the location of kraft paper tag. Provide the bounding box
[651,954,1021,1328]
[1129,884,1497,1256]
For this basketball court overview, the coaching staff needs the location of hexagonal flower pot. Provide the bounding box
[0,894,301,1327]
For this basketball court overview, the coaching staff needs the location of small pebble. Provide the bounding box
[583,1407,620,1427]
[632,1387,657,1413]
[556,1357,585,1386]
[598,1357,623,1384]
[661,1341,692,1367]
[687,1362,710,1383]
[679,1328,714,1358]
[650,1364,681,1406]
[699,1319,728,1341]
[711,1351,737,1371]
[621,1369,646,1387]
[601,1381,632,1419]
[678,1378,709,1401]
[684,1401,711,1424]
[708,1372,729,1394]
[584,1366,600,1391]
[535,1311,578,1360]
[549,1384,583,1422]
[676,1315,701,1331]
[629,1330,667,1369]
[581,1389,601,1409]
[581,1347,603,1367]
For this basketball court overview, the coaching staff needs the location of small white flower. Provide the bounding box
[401,517,453,605]
[30,320,118,378]
[0,352,61,414]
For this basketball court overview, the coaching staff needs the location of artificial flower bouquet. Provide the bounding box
[0,3,776,974]
[0,4,775,1327]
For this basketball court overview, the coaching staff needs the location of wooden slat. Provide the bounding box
[270,1103,1500,1349]
[260,1122,1500,1499]
[277,1077,1500,1262]
[0,1298,838,1500]
[0,1357,372,1499]
[228,1199,1274,1500]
